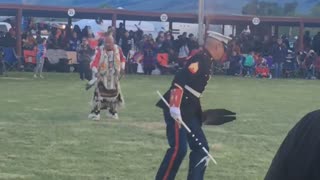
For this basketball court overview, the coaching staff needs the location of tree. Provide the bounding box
[242,0,258,15]
[258,2,282,16]
[284,2,298,16]
[311,2,320,17]
[242,0,297,17]
[99,3,110,8]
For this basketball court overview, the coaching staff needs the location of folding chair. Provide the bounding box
[23,49,37,72]
[212,61,225,75]
[3,47,18,71]
[157,53,170,74]
[0,47,7,76]
[66,51,77,72]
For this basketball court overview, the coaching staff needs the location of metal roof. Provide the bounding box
[0,3,320,26]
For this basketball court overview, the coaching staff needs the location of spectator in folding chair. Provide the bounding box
[0,47,7,76]
[256,57,272,79]
[131,50,144,74]
[265,55,274,71]
[3,47,18,71]
[157,52,170,75]
[23,47,37,71]
[283,53,296,78]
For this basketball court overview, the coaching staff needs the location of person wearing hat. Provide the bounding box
[155,31,231,180]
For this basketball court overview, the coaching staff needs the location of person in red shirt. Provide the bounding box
[88,31,126,120]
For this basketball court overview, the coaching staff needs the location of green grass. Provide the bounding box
[0,73,319,180]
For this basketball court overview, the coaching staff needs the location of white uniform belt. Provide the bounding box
[184,85,202,98]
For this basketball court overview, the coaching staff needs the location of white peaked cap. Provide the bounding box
[207,31,232,44]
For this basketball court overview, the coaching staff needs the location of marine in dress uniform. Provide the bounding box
[155,32,231,180]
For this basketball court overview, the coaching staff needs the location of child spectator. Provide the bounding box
[256,57,271,79]
[243,51,255,77]
[34,38,47,78]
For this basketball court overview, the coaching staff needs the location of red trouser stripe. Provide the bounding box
[163,122,180,180]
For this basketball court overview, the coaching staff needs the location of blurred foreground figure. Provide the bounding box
[265,110,320,180]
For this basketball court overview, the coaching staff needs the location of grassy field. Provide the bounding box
[0,72,319,180]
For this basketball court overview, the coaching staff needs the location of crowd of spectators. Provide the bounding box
[1,19,320,80]
[116,23,199,75]
[223,30,320,79]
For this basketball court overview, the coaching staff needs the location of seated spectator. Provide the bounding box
[263,55,273,70]
[256,58,271,79]
[283,53,296,78]
[47,28,63,49]
[131,50,144,74]
[243,51,255,77]
[177,39,189,67]
[35,31,42,45]
[68,32,80,51]
[22,32,37,50]
[73,25,82,40]
[3,31,16,48]
[304,50,317,80]
[228,51,242,76]
[156,31,165,48]
[254,52,262,66]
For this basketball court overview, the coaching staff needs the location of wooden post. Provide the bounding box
[232,25,235,36]
[222,24,225,35]
[299,21,304,52]
[68,17,72,27]
[205,17,210,33]
[16,8,22,57]
[275,25,279,37]
[169,21,173,32]
[198,0,205,45]
[112,13,117,27]
[123,19,126,29]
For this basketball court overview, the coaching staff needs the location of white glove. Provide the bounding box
[92,67,98,74]
[170,107,182,121]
